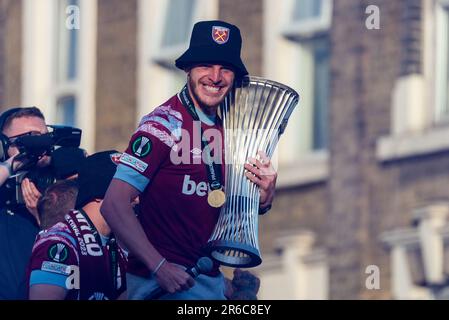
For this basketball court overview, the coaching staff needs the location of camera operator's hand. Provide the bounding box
[8,153,31,173]
[21,178,42,226]
[5,148,39,174]
[0,155,26,187]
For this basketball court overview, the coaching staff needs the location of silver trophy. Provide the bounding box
[206,76,299,268]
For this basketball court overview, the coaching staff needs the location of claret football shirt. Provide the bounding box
[115,93,224,277]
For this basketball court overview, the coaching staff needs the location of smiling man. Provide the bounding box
[101,20,277,300]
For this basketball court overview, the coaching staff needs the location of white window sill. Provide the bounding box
[376,125,449,162]
[379,228,420,248]
[277,150,329,188]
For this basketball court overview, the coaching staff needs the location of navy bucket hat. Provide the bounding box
[175,20,249,78]
[75,150,121,209]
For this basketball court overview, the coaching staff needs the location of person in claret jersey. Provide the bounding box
[27,151,127,300]
[101,20,277,300]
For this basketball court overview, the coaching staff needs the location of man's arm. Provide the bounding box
[28,236,77,300]
[101,178,194,294]
[29,284,67,300]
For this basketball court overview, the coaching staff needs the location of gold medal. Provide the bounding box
[207,189,226,208]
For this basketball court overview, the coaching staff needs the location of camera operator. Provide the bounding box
[0,107,50,300]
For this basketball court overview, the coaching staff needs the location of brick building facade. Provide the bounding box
[1,0,449,299]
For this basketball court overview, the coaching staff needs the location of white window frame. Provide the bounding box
[151,0,202,69]
[54,0,79,128]
[264,0,331,187]
[377,0,449,162]
[434,0,449,124]
[255,231,329,300]
[22,0,97,153]
[380,229,432,300]
[380,203,449,299]
[282,0,332,41]
[137,0,218,120]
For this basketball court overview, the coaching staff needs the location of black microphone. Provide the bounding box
[144,257,213,300]
[186,257,213,277]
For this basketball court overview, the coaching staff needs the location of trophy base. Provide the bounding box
[206,240,262,268]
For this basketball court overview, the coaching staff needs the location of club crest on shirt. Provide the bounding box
[131,136,152,158]
[191,147,202,160]
[212,26,230,44]
[48,243,69,263]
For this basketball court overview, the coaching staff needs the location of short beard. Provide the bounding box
[188,77,211,109]
[188,76,227,115]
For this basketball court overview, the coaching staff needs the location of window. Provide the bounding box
[138,0,218,119]
[22,0,97,152]
[255,232,329,299]
[56,96,77,127]
[55,0,79,127]
[435,0,449,123]
[57,0,79,82]
[161,0,197,50]
[310,37,330,150]
[380,203,449,299]
[376,0,449,162]
[283,0,331,41]
[283,0,331,151]
[263,0,331,185]
[293,0,323,20]
[154,0,199,92]
[154,0,198,70]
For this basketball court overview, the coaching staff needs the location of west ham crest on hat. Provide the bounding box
[212,26,230,44]
[175,20,248,77]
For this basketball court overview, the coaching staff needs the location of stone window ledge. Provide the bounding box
[277,150,329,188]
[376,125,449,162]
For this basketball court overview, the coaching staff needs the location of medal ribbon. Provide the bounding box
[179,85,223,193]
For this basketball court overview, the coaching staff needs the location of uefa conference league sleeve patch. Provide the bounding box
[47,243,70,263]
[131,135,152,158]
[120,135,152,173]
